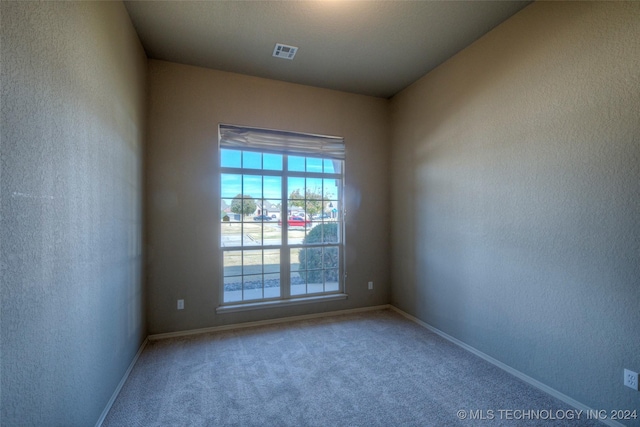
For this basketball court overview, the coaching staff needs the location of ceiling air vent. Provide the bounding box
[272,43,298,60]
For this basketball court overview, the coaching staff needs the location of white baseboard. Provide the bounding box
[389,306,625,427]
[95,338,148,427]
[148,304,391,341]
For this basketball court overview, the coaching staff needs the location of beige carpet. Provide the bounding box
[104,309,604,426]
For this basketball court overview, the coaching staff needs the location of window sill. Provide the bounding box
[216,293,348,314]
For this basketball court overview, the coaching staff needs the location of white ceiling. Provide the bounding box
[124,1,531,99]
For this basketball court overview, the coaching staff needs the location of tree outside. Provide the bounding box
[231,194,257,217]
[288,188,331,216]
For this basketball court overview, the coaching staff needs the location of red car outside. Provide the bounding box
[278,216,311,227]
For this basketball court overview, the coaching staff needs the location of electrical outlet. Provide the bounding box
[177,299,184,310]
[624,369,638,390]
[368,281,373,290]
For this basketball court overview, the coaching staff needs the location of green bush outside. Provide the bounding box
[298,223,339,284]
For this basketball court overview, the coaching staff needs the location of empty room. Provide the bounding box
[1,1,638,426]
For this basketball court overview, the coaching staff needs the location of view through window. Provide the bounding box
[219,125,344,305]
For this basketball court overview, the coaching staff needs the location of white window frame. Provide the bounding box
[217,124,347,313]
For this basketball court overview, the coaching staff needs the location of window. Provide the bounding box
[219,125,345,309]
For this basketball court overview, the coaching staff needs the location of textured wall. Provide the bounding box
[390,1,640,420]
[1,2,147,426]
[146,60,390,334]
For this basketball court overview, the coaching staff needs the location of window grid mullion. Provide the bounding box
[241,174,245,302]
[281,155,290,299]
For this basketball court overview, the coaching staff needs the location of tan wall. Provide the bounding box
[391,1,640,416]
[1,2,147,425]
[146,60,390,333]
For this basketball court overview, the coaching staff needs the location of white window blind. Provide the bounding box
[219,124,345,160]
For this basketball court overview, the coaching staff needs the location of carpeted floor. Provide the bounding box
[103,309,604,426]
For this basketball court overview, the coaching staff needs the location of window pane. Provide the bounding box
[307,282,324,294]
[263,176,281,199]
[264,273,280,298]
[243,175,262,199]
[264,228,281,246]
[306,157,322,173]
[301,217,313,242]
[288,230,304,245]
[243,274,263,300]
[243,151,262,169]
[287,177,305,212]
[221,149,241,168]
[221,222,242,247]
[262,200,281,246]
[324,159,342,174]
[263,153,282,171]
[293,248,305,271]
[224,276,242,303]
[323,247,339,270]
[245,221,262,245]
[324,269,340,291]
[306,178,322,199]
[262,199,281,219]
[305,247,322,272]
[223,251,242,277]
[263,249,280,274]
[326,201,338,223]
[305,201,322,223]
[287,218,306,245]
[243,250,262,275]
[221,198,234,220]
[288,155,305,172]
[291,271,306,295]
[323,178,339,200]
[318,222,338,243]
[221,174,242,198]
